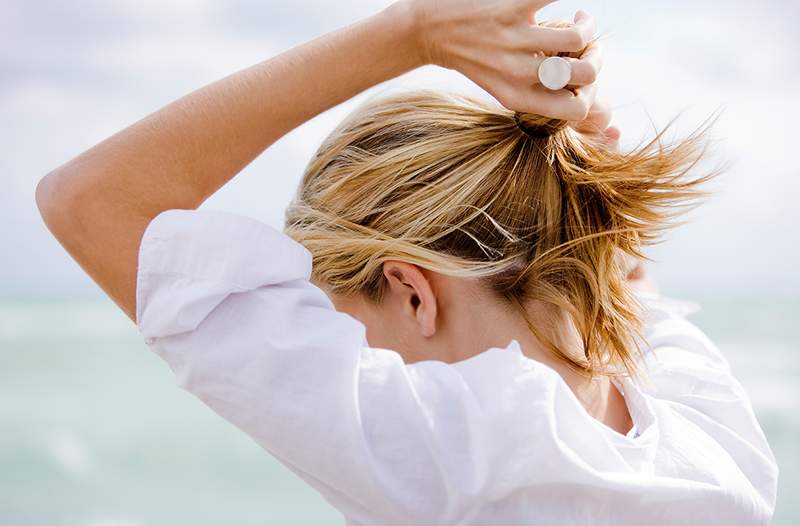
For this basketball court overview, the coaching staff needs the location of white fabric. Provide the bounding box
[136,209,779,526]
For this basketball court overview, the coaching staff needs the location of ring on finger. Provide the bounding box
[538,56,572,91]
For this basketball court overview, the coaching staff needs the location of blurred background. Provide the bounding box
[1,0,797,524]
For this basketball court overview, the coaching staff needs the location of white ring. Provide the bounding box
[538,56,572,91]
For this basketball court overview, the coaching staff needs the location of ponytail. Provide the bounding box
[496,114,717,379]
[286,25,718,380]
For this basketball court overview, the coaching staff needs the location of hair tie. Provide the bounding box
[513,112,557,139]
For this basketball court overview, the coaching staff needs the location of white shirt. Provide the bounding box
[136,209,779,526]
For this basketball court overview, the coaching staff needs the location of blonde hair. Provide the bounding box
[284,32,717,381]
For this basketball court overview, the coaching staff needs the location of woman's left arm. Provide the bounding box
[36,0,599,321]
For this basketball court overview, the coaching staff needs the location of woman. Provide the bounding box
[36,0,778,524]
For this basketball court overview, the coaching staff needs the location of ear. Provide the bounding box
[382,261,438,338]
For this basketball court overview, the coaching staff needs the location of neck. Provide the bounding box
[442,290,618,421]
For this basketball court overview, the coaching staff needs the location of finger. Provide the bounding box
[566,43,603,86]
[572,9,598,48]
[522,10,598,53]
[572,99,613,134]
[615,251,644,280]
[570,81,598,121]
[515,83,596,121]
[499,43,601,88]
[514,0,559,15]
[604,126,621,141]
[603,127,621,150]
[461,57,595,121]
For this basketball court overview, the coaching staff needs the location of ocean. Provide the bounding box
[1,297,797,525]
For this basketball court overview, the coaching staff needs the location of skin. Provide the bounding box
[325,263,641,436]
[37,0,636,434]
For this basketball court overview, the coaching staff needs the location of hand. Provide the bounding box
[570,98,621,148]
[407,0,601,120]
[616,251,658,294]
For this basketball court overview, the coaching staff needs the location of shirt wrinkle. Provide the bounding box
[133,209,779,526]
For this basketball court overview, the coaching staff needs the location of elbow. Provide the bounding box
[35,171,58,221]
[36,170,65,229]
[35,168,82,241]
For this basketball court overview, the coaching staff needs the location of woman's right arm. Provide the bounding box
[35,0,600,322]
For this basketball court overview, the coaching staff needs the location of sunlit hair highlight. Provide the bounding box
[284,29,719,381]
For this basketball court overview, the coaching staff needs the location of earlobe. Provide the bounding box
[383,261,438,338]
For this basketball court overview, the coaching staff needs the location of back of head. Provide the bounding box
[285,50,715,380]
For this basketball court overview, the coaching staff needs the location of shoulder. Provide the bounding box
[633,292,779,515]
[635,291,731,374]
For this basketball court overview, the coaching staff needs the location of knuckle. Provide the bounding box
[511,63,537,82]
[493,86,518,110]
[499,55,533,82]
[580,64,598,85]
[564,30,587,52]
[570,100,591,121]
[493,7,520,27]
[497,54,517,74]
[578,102,592,121]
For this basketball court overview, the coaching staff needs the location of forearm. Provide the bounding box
[49,2,420,212]
[37,1,422,319]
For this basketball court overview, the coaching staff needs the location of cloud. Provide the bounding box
[3,0,797,298]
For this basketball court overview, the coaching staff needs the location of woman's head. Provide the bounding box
[285,87,714,380]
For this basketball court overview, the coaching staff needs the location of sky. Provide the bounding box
[2,0,798,300]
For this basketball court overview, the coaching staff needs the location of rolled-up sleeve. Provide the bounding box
[136,210,389,514]
[136,208,314,340]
